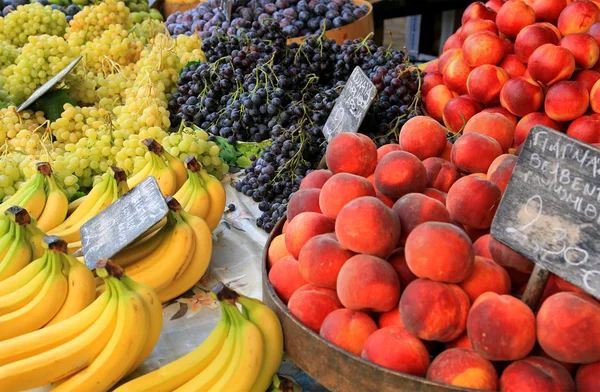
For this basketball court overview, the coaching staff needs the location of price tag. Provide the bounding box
[322,67,377,142]
[491,125,600,300]
[79,176,168,270]
[219,0,232,23]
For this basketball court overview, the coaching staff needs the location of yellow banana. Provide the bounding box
[45,253,96,326]
[158,211,212,303]
[174,303,239,392]
[0,171,47,219]
[126,153,156,190]
[24,219,46,260]
[114,301,231,392]
[237,295,284,392]
[0,211,33,282]
[0,254,49,316]
[52,276,149,392]
[0,284,111,366]
[162,149,188,192]
[122,275,163,375]
[0,279,118,391]
[0,253,48,296]
[0,217,10,238]
[66,195,85,216]
[185,176,212,220]
[199,170,226,231]
[111,223,171,267]
[0,220,15,263]
[152,153,178,196]
[36,163,69,232]
[57,173,110,229]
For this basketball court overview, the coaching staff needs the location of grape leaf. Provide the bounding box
[69,191,86,203]
[31,90,76,122]
[214,136,272,168]
[0,101,11,110]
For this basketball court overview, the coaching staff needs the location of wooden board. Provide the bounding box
[322,67,377,141]
[79,177,168,270]
[491,125,600,300]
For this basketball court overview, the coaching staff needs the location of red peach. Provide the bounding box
[488,153,518,193]
[268,233,292,268]
[443,33,466,52]
[325,133,377,177]
[573,69,600,93]
[374,151,428,199]
[287,188,322,221]
[268,256,307,304]
[557,0,600,36]
[500,77,544,117]
[499,54,528,78]
[452,132,503,174]
[298,234,355,289]
[589,78,600,113]
[387,248,418,290]
[497,0,536,38]
[589,21,600,46]
[441,141,453,161]
[426,348,499,390]
[443,95,483,133]
[288,284,343,333]
[467,65,510,105]
[422,157,460,193]
[545,80,589,121]
[443,56,473,95]
[486,0,505,12]
[499,356,576,392]
[422,72,445,98]
[488,236,535,272]
[319,309,378,356]
[514,112,561,146]
[393,194,452,245]
[423,188,448,205]
[538,21,563,40]
[514,23,560,63]
[460,18,499,40]
[285,212,335,259]
[447,176,502,229]
[425,84,457,122]
[463,225,490,243]
[473,234,493,258]
[424,59,440,73]
[463,31,506,67]
[566,115,600,143]
[366,174,396,208]
[378,307,405,329]
[319,173,375,220]
[462,2,497,25]
[376,143,402,162]
[527,44,575,85]
[531,343,579,374]
[438,48,464,74]
[523,0,568,23]
[399,116,448,160]
[576,361,600,392]
[560,33,600,69]
[502,36,515,55]
[553,275,587,294]
[481,107,518,128]
[459,256,512,302]
[300,169,333,189]
[446,332,474,350]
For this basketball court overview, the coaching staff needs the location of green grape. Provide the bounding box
[1,3,68,47]
[66,0,131,47]
[0,42,20,69]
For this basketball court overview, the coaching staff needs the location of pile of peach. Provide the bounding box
[267,129,600,391]
[424,0,600,146]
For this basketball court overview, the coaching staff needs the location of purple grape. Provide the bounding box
[264,3,277,13]
[282,7,296,18]
[275,0,288,8]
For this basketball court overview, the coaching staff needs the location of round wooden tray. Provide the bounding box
[262,217,476,392]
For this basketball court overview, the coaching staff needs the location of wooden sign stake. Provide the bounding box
[521,265,550,311]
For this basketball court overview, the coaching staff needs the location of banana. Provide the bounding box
[126,153,157,190]
[174,303,239,392]
[0,279,118,391]
[34,162,69,232]
[56,173,111,230]
[0,220,15,263]
[174,157,212,220]
[0,285,111,366]
[45,253,96,326]
[0,254,49,316]
[52,276,149,392]
[24,219,46,260]
[66,195,85,216]
[237,295,284,392]
[158,211,212,303]
[0,210,33,282]
[111,223,170,267]
[128,139,177,196]
[199,169,226,231]
[0,253,48,296]
[162,149,188,192]
[0,171,47,219]
[114,302,231,392]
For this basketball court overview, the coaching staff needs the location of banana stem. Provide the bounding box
[36,162,52,177]
[5,206,30,226]
[212,282,239,303]
[184,156,201,172]
[96,259,124,279]
[43,235,68,253]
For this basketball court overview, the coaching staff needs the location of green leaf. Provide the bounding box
[31,90,76,121]
[69,191,86,203]
[0,101,11,110]
[213,136,273,169]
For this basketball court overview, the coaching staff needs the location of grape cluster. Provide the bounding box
[165,0,369,39]
[0,2,68,45]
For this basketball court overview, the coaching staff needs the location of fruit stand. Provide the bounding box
[2,0,600,391]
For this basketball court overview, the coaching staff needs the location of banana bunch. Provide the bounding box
[127,138,183,196]
[0,206,46,282]
[0,235,95,341]
[115,283,283,392]
[0,260,162,392]
[0,162,69,231]
[50,166,129,253]
[174,156,227,232]
[110,196,213,303]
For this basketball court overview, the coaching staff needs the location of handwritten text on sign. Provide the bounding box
[322,67,377,141]
[491,126,600,299]
[80,176,168,270]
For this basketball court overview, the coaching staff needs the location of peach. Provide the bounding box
[443,33,465,52]
[488,236,535,272]
[378,307,405,329]
[288,284,343,333]
[560,33,600,69]
[405,222,474,283]
[467,65,510,105]
[467,292,537,361]
[488,153,518,193]
[422,72,445,97]
[336,254,400,312]
[319,173,375,220]
[459,256,512,302]
[287,188,322,221]
[374,151,428,199]
[527,44,575,86]
[285,212,335,259]
[460,18,499,39]
[497,0,536,38]
[538,21,563,40]
[462,31,506,67]
[481,106,518,128]
[573,69,600,93]
[300,169,333,189]
[366,173,396,208]
[282,219,289,234]
[393,194,452,245]
[499,356,576,392]
[590,78,600,113]
[425,84,457,122]
[268,256,307,304]
[361,326,431,376]
[422,157,460,192]
[446,332,474,350]
[441,141,453,161]
[589,21,600,46]
[499,54,528,78]
[400,279,470,342]
[537,292,600,363]
[576,361,600,392]
[473,234,493,258]
[447,176,502,229]
[463,226,490,243]
[531,344,579,374]
[268,233,292,268]
[566,114,600,143]
[462,2,497,25]
[443,95,482,133]
[524,0,568,23]
[485,0,505,12]
[335,196,401,258]
[557,0,600,36]
[424,59,439,73]
[298,234,355,289]
[452,132,503,174]
[427,348,499,390]
[325,133,377,177]
[500,77,544,117]
[424,188,448,205]
[387,248,418,290]
[319,309,378,356]
[502,36,515,55]
[514,112,561,146]
[545,80,589,121]
[515,23,560,63]
[438,48,464,74]
[553,275,586,294]
[376,143,402,162]
[399,116,448,160]
[443,56,473,95]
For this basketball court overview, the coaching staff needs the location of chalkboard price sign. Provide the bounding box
[80,176,168,270]
[322,67,377,142]
[491,125,600,300]
[218,0,233,22]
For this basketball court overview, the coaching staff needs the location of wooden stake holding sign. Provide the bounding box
[491,125,600,309]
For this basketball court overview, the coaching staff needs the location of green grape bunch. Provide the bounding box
[1,3,68,47]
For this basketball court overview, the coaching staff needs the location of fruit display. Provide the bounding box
[115,283,283,392]
[267,130,600,391]
[165,0,370,39]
